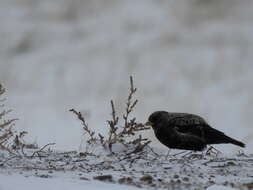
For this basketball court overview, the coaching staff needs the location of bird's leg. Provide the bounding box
[205,146,212,155]
[211,146,222,155]
[164,150,171,160]
[205,146,221,156]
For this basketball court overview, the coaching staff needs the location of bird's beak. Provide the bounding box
[145,121,154,126]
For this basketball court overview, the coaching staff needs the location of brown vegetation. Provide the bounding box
[0,84,17,152]
[70,76,150,153]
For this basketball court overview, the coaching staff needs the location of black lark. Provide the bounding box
[145,111,245,151]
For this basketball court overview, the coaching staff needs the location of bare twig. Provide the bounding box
[172,150,189,157]
[120,77,149,137]
[0,119,17,129]
[123,76,138,128]
[0,155,20,166]
[30,143,56,158]
[107,100,119,150]
[69,109,97,143]
[98,133,105,147]
[127,140,151,155]
[0,110,12,120]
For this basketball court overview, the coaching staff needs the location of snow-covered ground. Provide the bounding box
[0,174,239,190]
[0,173,141,190]
[0,145,252,190]
[0,175,239,190]
[0,1,253,152]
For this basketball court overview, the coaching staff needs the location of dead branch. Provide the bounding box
[123,76,138,130]
[69,109,97,143]
[119,77,149,137]
[0,119,17,129]
[12,131,37,150]
[98,133,106,148]
[29,143,56,159]
[107,100,119,150]
[0,110,12,120]
[127,140,151,155]
[0,143,12,153]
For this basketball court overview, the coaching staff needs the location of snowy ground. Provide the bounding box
[0,173,141,190]
[0,145,252,190]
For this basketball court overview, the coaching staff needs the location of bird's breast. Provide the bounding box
[154,127,175,147]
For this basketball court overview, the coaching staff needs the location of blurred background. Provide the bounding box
[0,0,252,153]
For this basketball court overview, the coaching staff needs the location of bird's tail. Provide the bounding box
[225,136,245,148]
[205,127,245,148]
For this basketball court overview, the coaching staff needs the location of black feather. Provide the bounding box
[147,111,245,151]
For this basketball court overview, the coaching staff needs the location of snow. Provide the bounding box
[207,185,237,190]
[0,146,252,190]
[0,173,141,190]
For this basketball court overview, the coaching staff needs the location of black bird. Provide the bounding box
[145,111,245,151]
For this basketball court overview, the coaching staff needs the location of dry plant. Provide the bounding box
[69,109,97,144]
[106,76,150,151]
[0,84,17,152]
[0,83,41,160]
[70,76,150,153]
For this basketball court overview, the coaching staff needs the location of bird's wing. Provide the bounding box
[171,128,206,151]
[167,114,208,138]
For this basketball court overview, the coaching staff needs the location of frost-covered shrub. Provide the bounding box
[0,84,17,152]
[70,76,150,154]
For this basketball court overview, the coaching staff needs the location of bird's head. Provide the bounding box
[145,111,168,128]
